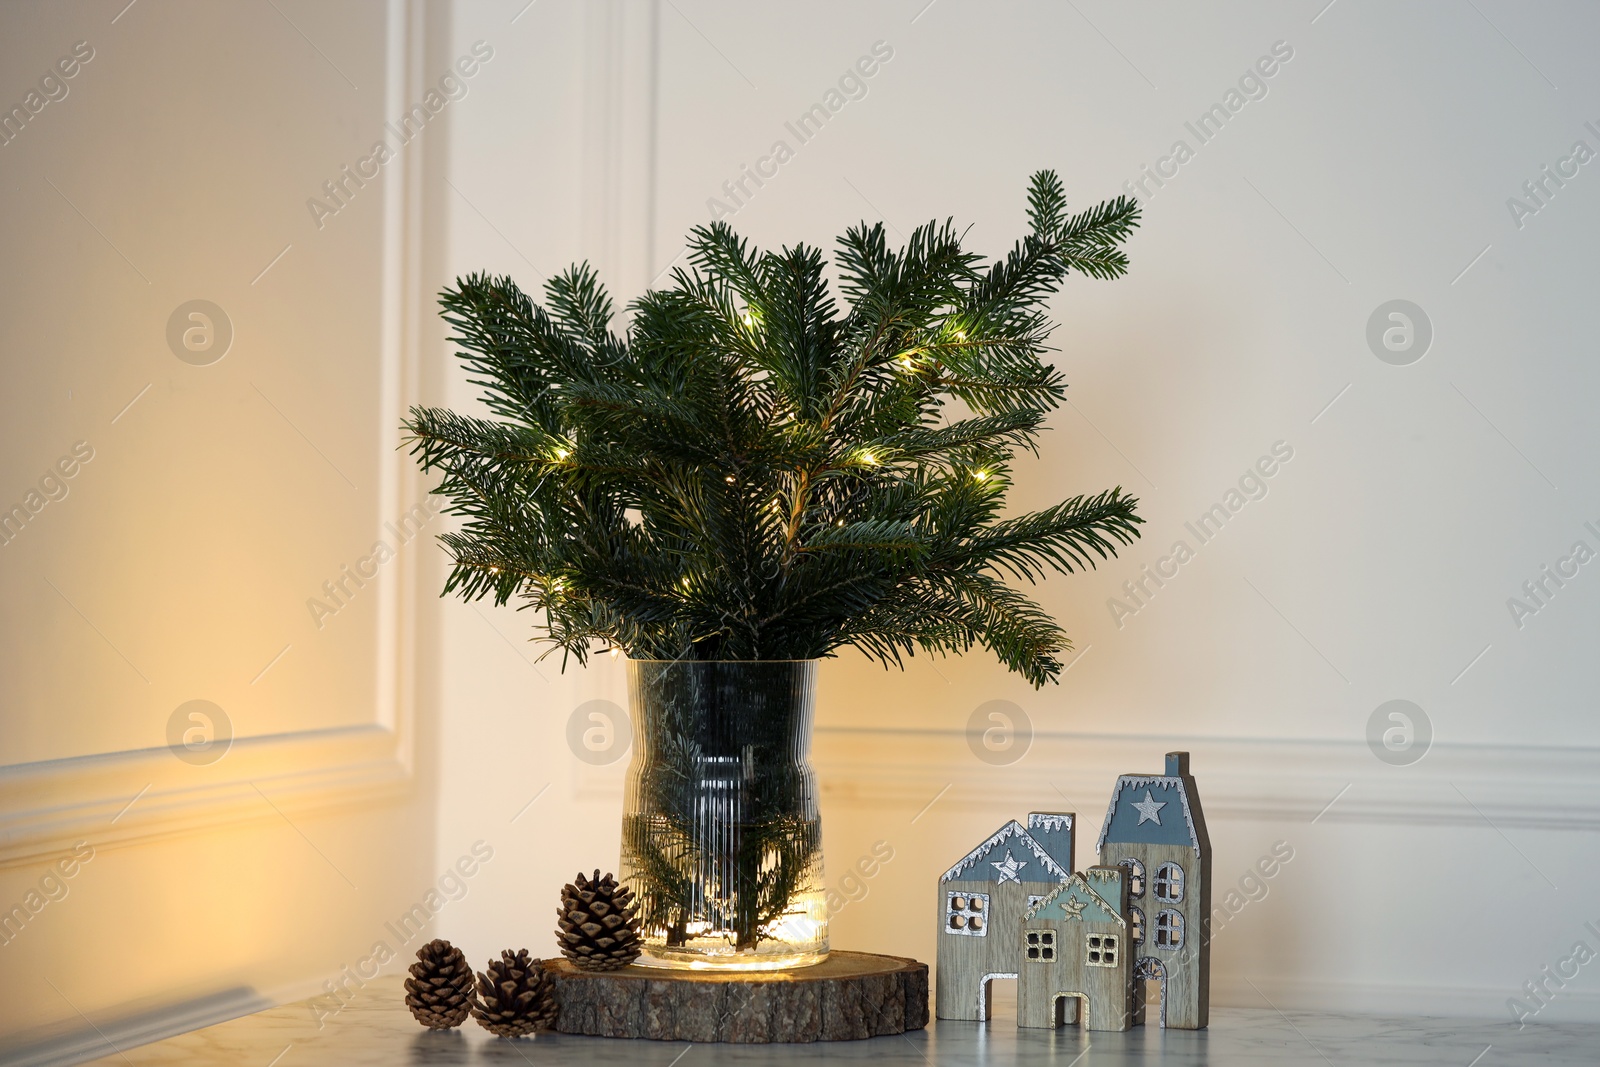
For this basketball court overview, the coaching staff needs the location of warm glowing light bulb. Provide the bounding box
[554,445,571,460]
[973,469,990,482]
[953,329,966,341]
[725,474,737,484]
[860,450,878,465]
[741,311,754,327]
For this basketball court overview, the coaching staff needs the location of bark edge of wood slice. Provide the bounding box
[541,950,929,1043]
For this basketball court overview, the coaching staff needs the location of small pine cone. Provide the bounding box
[404,939,476,1030]
[555,869,642,971]
[471,949,557,1038]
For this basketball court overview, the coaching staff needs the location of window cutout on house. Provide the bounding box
[1155,909,1184,949]
[1121,858,1146,897]
[1025,929,1056,962]
[1153,862,1184,903]
[947,891,990,936]
[1130,905,1145,944]
[1086,933,1119,967]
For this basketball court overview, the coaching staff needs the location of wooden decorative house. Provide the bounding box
[1095,751,1211,1029]
[934,813,1075,1020]
[1017,866,1133,1031]
[932,752,1211,1032]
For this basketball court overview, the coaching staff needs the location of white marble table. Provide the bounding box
[77,975,1598,1066]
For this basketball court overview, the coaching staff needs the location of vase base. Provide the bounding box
[633,948,829,972]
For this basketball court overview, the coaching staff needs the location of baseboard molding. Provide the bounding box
[1211,972,1600,1024]
[0,987,270,1067]
[0,948,423,1065]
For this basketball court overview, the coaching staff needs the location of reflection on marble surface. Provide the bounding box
[75,974,1600,1066]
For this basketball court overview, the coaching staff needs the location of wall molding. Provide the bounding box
[812,728,1600,832]
[0,0,427,870]
[581,0,660,303]
[561,1,1597,840]
[573,726,1600,831]
[0,726,409,869]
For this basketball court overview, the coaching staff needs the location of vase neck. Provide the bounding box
[628,660,816,756]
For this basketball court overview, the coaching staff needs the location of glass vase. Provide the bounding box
[620,659,828,971]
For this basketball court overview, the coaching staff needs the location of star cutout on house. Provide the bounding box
[991,849,1027,883]
[1132,789,1166,825]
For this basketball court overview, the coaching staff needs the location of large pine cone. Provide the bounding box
[470,949,557,1037]
[555,869,642,971]
[404,939,476,1030]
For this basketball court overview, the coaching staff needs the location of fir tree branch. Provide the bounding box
[408,172,1144,683]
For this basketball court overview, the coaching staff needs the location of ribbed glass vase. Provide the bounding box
[619,659,828,971]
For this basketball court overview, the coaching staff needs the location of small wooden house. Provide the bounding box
[1017,865,1133,1031]
[1095,751,1211,1029]
[934,813,1074,1020]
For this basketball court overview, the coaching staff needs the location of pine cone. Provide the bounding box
[404,939,476,1029]
[471,949,557,1037]
[555,869,642,971]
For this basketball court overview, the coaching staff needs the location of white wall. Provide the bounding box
[5,1,1591,1055]
[428,0,629,971]
[0,2,452,1060]
[436,0,1600,1026]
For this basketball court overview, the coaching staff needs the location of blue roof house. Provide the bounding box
[1096,751,1210,1029]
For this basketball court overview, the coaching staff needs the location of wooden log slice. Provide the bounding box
[542,951,929,1043]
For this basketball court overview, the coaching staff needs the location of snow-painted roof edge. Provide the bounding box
[941,819,1071,883]
[1021,870,1126,927]
[1027,812,1072,832]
